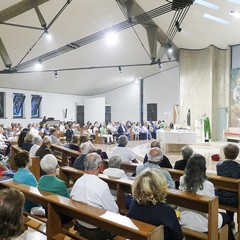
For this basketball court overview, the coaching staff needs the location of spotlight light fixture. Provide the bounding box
[54,70,58,78]
[44,30,52,41]
[35,59,42,70]
[118,66,122,73]
[175,21,182,32]
[105,31,118,45]
[168,43,173,54]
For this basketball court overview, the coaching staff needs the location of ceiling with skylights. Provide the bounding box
[0,0,239,95]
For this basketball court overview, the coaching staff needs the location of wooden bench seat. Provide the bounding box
[59,166,228,240]
[0,180,164,240]
[165,168,240,238]
[50,144,81,166]
[10,145,41,180]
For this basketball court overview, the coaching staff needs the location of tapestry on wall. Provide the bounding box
[230,68,240,127]
[13,93,25,118]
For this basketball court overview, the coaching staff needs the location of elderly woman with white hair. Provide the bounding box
[103,155,127,179]
[29,135,43,156]
[38,154,70,198]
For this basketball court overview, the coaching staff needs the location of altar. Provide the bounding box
[157,129,197,152]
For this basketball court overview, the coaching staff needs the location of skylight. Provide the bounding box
[203,13,230,25]
[194,0,219,10]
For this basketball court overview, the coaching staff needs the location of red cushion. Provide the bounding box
[211,154,220,161]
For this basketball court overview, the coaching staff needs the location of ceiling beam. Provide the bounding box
[0,38,12,68]
[0,0,49,22]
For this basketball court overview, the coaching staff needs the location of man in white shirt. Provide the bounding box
[112,135,137,163]
[71,152,118,239]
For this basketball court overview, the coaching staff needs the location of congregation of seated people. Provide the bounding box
[0,119,239,240]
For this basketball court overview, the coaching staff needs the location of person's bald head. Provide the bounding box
[148,147,163,163]
[150,140,161,149]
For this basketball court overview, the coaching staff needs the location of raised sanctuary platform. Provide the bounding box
[157,129,197,152]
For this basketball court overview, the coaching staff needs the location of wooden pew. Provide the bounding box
[50,144,80,166]
[10,145,41,180]
[59,166,227,240]
[0,180,164,240]
[165,168,240,238]
[47,194,164,240]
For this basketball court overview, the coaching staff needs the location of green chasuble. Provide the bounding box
[203,116,211,140]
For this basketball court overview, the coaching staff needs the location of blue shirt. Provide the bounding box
[136,162,175,189]
[13,168,38,212]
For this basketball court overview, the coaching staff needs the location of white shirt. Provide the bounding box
[179,176,223,232]
[103,168,127,179]
[29,144,40,156]
[112,146,135,163]
[70,174,118,228]
[30,127,39,136]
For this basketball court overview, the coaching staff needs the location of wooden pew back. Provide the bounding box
[0,180,164,240]
[59,166,225,240]
[10,145,41,180]
[50,144,80,166]
[165,168,240,238]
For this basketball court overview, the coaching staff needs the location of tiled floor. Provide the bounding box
[98,140,240,173]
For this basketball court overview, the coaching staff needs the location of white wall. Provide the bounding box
[95,82,141,122]
[0,67,180,127]
[0,88,83,127]
[144,66,180,122]
[84,97,105,123]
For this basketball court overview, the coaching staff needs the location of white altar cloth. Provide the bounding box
[157,130,197,145]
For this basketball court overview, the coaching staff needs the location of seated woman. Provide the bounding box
[21,132,34,151]
[216,144,240,229]
[13,150,40,212]
[29,135,43,156]
[103,155,127,179]
[38,154,70,198]
[38,154,71,223]
[127,168,183,240]
[179,153,234,240]
[17,128,29,148]
[174,145,193,189]
[0,188,25,239]
[68,135,80,166]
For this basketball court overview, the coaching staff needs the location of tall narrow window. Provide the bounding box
[31,95,42,118]
[13,93,25,118]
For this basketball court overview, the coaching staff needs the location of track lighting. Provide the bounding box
[175,21,182,32]
[54,70,58,78]
[168,43,173,54]
[118,66,122,73]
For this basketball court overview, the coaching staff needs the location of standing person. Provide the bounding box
[216,144,240,229]
[202,113,211,141]
[127,168,183,240]
[0,189,25,239]
[71,153,118,239]
[65,123,74,142]
[179,154,234,240]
